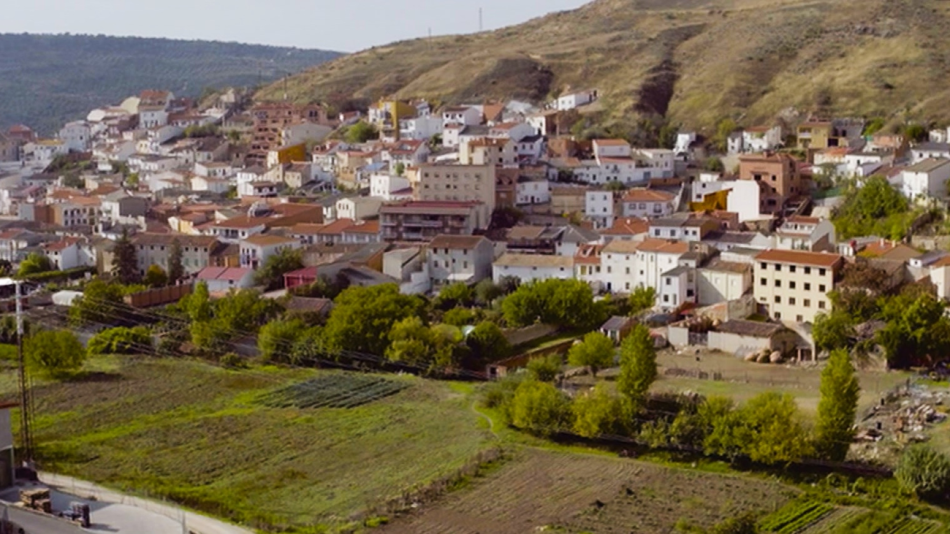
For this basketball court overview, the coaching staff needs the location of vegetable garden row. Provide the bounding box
[762,500,947,534]
[259,374,408,409]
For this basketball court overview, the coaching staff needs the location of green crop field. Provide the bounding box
[3,357,493,532]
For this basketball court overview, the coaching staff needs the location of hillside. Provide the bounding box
[258,0,950,136]
[0,34,342,134]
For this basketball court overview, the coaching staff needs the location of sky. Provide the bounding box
[0,0,591,52]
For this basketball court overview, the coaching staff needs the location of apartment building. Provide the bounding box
[753,249,844,323]
[132,233,219,275]
[738,152,803,213]
[427,235,494,287]
[409,164,495,227]
[248,102,328,164]
[379,201,482,241]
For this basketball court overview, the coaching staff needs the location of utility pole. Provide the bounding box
[15,280,32,467]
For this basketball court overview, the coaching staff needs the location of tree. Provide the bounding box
[111,229,139,284]
[895,446,950,501]
[572,384,626,438]
[736,392,812,465]
[386,317,459,370]
[254,248,304,290]
[183,281,212,322]
[704,157,725,173]
[434,282,474,310]
[714,118,738,152]
[258,318,307,363]
[25,329,85,377]
[443,307,476,327]
[345,121,379,143]
[812,311,853,353]
[657,122,678,150]
[69,279,126,326]
[474,279,504,306]
[833,176,912,240]
[509,380,571,437]
[876,293,950,368]
[17,252,53,277]
[863,118,886,136]
[699,396,742,459]
[567,332,615,377]
[502,279,601,329]
[167,239,184,284]
[628,286,657,315]
[905,123,928,143]
[617,325,656,407]
[324,284,426,356]
[143,264,168,288]
[604,180,626,192]
[394,162,405,176]
[526,354,562,382]
[465,321,510,364]
[814,348,860,461]
[291,326,329,364]
[87,326,151,356]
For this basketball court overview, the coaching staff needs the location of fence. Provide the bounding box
[124,284,192,308]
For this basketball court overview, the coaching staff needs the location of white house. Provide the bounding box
[336,197,382,221]
[697,260,753,306]
[599,238,689,295]
[492,253,575,284]
[236,166,268,197]
[899,158,950,200]
[911,142,950,164]
[488,122,536,142]
[427,235,494,287]
[574,141,676,185]
[195,266,256,292]
[620,189,676,218]
[370,174,413,201]
[658,266,693,311]
[775,216,836,252]
[194,162,233,179]
[191,175,231,194]
[41,237,85,270]
[555,90,596,111]
[442,106,481,128]
[516,177,550,205]
[585,190,618,230]
[281,122,332,146]
[58,121,92,152]
[728,126,783,155]
[399,116,444,141]
[239,234,301,269]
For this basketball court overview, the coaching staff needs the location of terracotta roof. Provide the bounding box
[133,233,217,247]
[593,139,630,147]
[380,201,480,215]
[602,240,641,254]
[315,218,356,234]
[702,259,751,274]
[860,241,921,262]
[574,244,604,265]
[622,189,675,203]
[930,255,950,269]
[601,217,649,236]
[242,234,298,246]
[212,216,269,229]
[196,266,253,281]
[429,235,489,250]
[344,220,380,234]
[494,253,574,269]
[755,249,843,268]
[786,215,820,225]
[291,223,326,236]
[635,238,689,254]
[42,237,81,252]
[506,226,546,240]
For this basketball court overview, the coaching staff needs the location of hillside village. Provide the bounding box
[2,87,950,364]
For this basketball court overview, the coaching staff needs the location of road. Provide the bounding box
[5,506,83,534]
[40,472,254,534]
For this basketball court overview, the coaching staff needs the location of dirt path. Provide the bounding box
[470,399,499,439]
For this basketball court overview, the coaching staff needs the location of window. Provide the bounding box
[607,267,612,274]
[805,283,811,291]
[760,262,767,270]
[775,312,782,320]
[663,295,669,303]
[789,297,796,305]
[665,278,671,286]
[804,267,811,274]
[819,284,826,292]
[796,315,804,322]
[819,268,826,276]
[625,267,631,275]
[775,280,781,288]
[775,264,781,272]
[789,265,796,273]
[790,281,796,289]
[804,299,811,307]
[818,301,826,309]
[774,296,781,304]
[760,278,766,286]
[654,229,661,237]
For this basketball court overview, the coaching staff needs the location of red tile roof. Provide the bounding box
[622,189,675,203]
[755,249,843,268]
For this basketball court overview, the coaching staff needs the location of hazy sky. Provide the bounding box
[0,0,590,52]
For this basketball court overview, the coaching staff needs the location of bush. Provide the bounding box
[25,330,85,377]
[443,307,476,327]
[509,379,571,437]
[219,352,246,369]
[87,326,152,356]
[526,354,562,382]
[895,446,950,501]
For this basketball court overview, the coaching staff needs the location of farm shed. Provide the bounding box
[600,316,635,344]
[707,320,797,357]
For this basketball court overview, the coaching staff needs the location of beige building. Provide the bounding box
[409,163,496,228]
[697,259,753,306]
[427,235,495,287]
[754,249,844,323]
[132,233,219,276]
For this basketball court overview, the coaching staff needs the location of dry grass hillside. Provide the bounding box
[257,0,950,134]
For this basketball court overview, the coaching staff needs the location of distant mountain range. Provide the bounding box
[258,0,950,137]
[0,34,343,134]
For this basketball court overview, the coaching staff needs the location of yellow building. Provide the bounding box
[266,143,307,167]
[370,100,416,141]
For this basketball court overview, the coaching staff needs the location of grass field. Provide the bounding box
[379,448,796,534]
[6,357,493,532]
[651,349,910,416]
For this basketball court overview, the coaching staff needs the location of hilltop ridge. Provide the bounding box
[258,0,950,135]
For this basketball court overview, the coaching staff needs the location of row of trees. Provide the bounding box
[492,334,861,467]
[112,230,186,288]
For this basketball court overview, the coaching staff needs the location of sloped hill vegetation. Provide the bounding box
[0,34,341,133]
[258,0,950,137]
